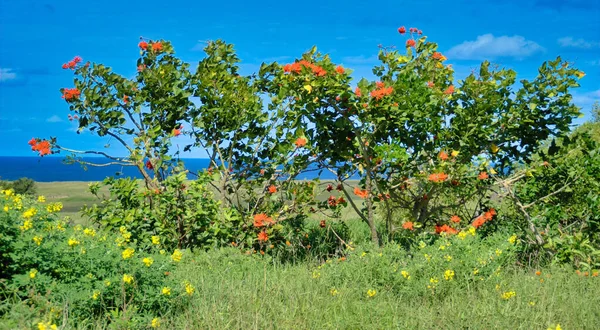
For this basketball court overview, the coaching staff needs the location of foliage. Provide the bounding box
[0,190,192,328]
[0,178,37,196]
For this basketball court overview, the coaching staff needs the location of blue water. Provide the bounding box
[0,156,341,182]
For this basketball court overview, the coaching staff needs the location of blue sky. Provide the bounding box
[1,0,599,157]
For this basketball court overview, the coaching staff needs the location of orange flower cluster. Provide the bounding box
[257,231,269,242]
[438,151,449,161]
[402,221,414,230]
[406,39,416,48]
[353,187,369,199]
[431,52,447,61]
[355,87,362,97]
[172,125,183,137]
[253,213,275,227]
[61,56,82,70]
[152,42,163,52]
[28,138,52,156]
[450,215,461,223]
[478,171,489,180]
[295,137,307,148]
[62,88,81,101]
[268,185,277,194]
[335,65,345,74]
[435,224,458,235]
[139,41,148,50]
[472,208,497,228]
[283,60,327,77]
[444,85,455,95]
[428,172,448,183]
[427,81,435,88]
[370,82,393,100]
[327,195,346,207]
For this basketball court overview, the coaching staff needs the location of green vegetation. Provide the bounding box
[4,27,598,329]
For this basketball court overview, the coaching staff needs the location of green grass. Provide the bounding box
[147,250,598,329]
[37,182,104,225]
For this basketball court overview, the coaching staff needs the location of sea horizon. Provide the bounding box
[0,156,341,182]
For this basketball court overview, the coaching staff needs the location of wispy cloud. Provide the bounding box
[573,89,600,107]
[0,68,17,82]
[446,34,543,60]
[46,115,63,123]
[558,37,600,49]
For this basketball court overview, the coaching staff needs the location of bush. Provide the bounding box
[0,189,194,328]
[0,178,37,196]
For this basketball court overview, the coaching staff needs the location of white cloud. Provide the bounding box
[573,89,600,107]
[0,68,16,82]
[558,37,600,49]
[446,34,543,60]
[46,115,64,123]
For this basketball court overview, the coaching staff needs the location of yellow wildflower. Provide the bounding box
[143,257,154,267]
[430,277,439,284]
[23,208,37,219]
[501,291,516,300]
[330,288,339,296]
[185,282,195,296]
[104,280,111,287]
[37,195,46,203]
[151,317,161,328]
[473,268,479,275]
[20,220,33,231]
[151,235,161,245]
[444,255,452,261]
[495,249,503,256]
[122,274,134,284]
[162,287,171,295]
[159,249,166,255]
[529,301,536,306]
[468,226,476,236]
[122,248,135,260]
[508,235,517,244]
[83,228,96,237]
[37,322,58,330]
[418,241,426,249]
[444,269,455,281]
[312,271,321,279]
[68,238,80,247]
[367,289,377,297]
[439,245,445,250]
[33,236,43,246]
[171,249,183,262]
[92,290,100,300]
[451,150,459,157]
[457,231,467,240]
[401,270,410,279]
[74,224,82,231]
[3,205,8,212]
[424,254,431,262]
[29,269,38,279]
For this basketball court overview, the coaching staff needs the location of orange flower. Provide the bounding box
[535,271,542,276]
[398,26,406,34]
[450,215,461,223]
[268,185,277,194]
[152,42,163,52]
[435,224,457,235]
[428,172,448,183]
[444,85,455,95]
[123,95,129,104]
[402,222,414,230]
[257,231,269,242]
[370,86,393,100]
[30,139,52,156]
[376,81,385,88]
[253,213,271,227]
[355,87,362,97]
[295,137,307,148]
[406,39,416,48]
[28,138,37,146]
[478,171,489,180]
[438,151,449,161]
[432,52,445,60]
[138,41,148,50]
[62,88,81,101]
[472,216,486,228]
[335,65,345,74]
[172,125,183,137]
[427,81,434,88]
[353,187,368,199]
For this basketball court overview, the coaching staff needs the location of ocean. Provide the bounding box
[0,156,341,182]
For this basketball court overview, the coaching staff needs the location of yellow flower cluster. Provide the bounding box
[162,287,171,295]
[122,248,135,260]
[68,238,80,247]
[184,281,195,296]
[501,291,516,300]
[23,207,37,219]
[151,317,161,328]
[37,322,58,330]
[123,274,134,284]
[143,257,154,267]
[366,289,377,297]
[83,228,96,237]
[46,202,63,213]
[171,249,183,262]
[444,269,455,281]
